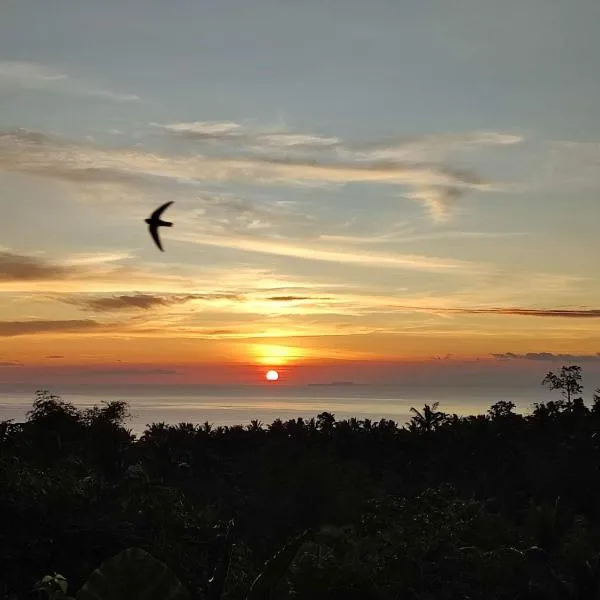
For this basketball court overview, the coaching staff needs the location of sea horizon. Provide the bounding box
[0,383,555,437]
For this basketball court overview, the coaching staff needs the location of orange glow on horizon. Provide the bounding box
[252,344,307,366]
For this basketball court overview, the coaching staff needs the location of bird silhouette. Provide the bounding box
[145,201,174,252]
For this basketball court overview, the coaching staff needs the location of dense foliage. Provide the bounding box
[3,365,600,599]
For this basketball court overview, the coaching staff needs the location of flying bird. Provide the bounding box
[145,201,174,252]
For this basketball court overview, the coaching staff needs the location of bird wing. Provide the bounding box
[148,223,164,251]
[150,201,174,221]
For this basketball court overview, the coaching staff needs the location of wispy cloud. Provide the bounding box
[404,186,464,222]
[0,128,484,191]
[0,127,506,224]
[266,296,332,302]
[0,61,139,102]
[155,122,525,220]
[457,307,600,318]
[318,229,528,245]
[171,231,484,273]
[157,121,341,148]
[351,130,524,161]
[57,292,243,312]
[492,352,600,362]
[0,319,107,337]
[0,249,196,293]
[158,121,245,139]
[256,133,341,148]
[158,122,520,156]
[362,305,600,319]
[77,367,179,376]
[0,360,23,367]
[0,251,80,281]
[178,193,317,238]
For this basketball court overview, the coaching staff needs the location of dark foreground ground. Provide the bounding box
[2,365,600,600]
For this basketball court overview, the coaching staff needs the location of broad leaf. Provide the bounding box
[76,548,190,600]
[206,518,236,600]
[246,529,311,600]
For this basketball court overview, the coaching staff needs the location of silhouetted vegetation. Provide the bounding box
[3,365,600,599]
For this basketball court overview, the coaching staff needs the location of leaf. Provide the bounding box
[246,529,311,600]
[206,519,235,600]
[76,548,190,600]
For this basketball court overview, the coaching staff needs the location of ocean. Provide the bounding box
[0,384,550,437]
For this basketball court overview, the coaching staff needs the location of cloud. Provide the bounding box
[78,367,179,376]
[59,292,243,312]
[358,305,600,318]
[0,248,200,294]
[0,319,106,337]
[0,251,81,281]
[256,133,341,148]
[404,186,464,222]
[181,193,317,237]
[0,128,482,190]
[159,122,520,156]
[0,61,139,102]
[492,352,600,362]
[0,61,68,85]
[158,121,245,139]
[46,355,65,359]
[353,130,524,161]
[156,121,341,148]
[0,128,495,223]
[457,307,600,318]
[60,252,134,266]
[77,294,182,311]
[0,360,23,367]
[266,296,332,302]
[172,232,484,273]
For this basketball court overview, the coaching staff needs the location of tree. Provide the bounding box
[408,403,447,432]
[591,388,600,416]
[488,400,517,420]
[541,365,583,405]
[316,412,336,433]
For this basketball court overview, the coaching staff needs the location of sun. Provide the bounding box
[265,369,279,382]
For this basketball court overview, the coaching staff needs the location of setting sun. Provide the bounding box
[265,369,279,382]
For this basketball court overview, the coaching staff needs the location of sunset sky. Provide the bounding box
[1,0,600,388]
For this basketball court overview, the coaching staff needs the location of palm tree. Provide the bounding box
[408,402,446,432]
[247,419,263,432]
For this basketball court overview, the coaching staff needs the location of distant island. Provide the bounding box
[308,381,357,386]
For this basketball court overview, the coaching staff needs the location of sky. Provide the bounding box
[1,0,600,389]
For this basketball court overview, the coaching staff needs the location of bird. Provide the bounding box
[145,201,174,252]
